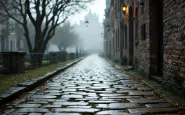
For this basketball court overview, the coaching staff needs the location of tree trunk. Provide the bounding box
[28,24,44,68]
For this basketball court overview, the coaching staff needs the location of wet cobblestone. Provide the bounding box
[0,55,180,114]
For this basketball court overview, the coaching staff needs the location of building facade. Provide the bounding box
[105,0,185,97]
[104,0,123,62]
[0,13,25,52]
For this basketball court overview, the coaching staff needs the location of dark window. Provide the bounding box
[10,22,14,33]
[135,8,138,41]
[118,28,119,49]
[141,23,146,40]
[125,25,127,48]
[10,40,13,51]
[141,2,144,14]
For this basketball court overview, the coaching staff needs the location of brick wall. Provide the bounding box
[163,0,185,94]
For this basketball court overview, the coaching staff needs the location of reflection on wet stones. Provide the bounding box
[1,55,179,114]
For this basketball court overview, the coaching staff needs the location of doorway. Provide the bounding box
[149,0,163,76]
[129,7,134,65]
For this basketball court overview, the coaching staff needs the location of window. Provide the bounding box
[118,28,119,49]
[9,22,14,33]
[141,23,146,40]
[10,40,13,51]
[116,29,118,50]
[141,2,144,14]
[135,8,138,42]
[125,25,127,48]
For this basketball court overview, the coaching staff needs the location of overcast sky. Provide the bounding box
[69,0,106,24]
[50,0,106,52]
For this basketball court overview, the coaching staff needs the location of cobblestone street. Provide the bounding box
[0,55,180,115]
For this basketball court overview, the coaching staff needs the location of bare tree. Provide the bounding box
[0,0,92,66]
[51,22,79,52]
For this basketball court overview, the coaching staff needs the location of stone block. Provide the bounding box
[54,108,99,113]
[49,52,58,64]
[1,52,26,73]
[15,108,49,113]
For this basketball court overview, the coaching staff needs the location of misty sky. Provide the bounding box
[73,11,104,52]
[49,0,106,53]
[70,0,106,52]
[69,0,106,25]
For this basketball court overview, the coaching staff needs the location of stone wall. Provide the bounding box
[134,0,150,75]
[163,0,185,95]
[108,0,185,97]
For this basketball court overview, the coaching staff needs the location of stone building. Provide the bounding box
[104,0,111,58]
[0,8,25,52]
[74,11,103,52]
[105,0,185,97]
[105,0,123,61]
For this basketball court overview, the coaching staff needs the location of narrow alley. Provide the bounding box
[0,55,180,115]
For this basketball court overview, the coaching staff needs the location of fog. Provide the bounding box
[49,0,105,53]
[49,11,104,53]
[73,11,104,53]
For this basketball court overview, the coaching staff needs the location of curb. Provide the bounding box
[0,58,84,106]
[111,61,185,106]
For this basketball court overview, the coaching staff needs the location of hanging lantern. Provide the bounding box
[85,20,89,27]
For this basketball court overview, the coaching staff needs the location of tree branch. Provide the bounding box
[25,0,36,26]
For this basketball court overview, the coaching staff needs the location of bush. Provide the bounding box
[120,56,127,66]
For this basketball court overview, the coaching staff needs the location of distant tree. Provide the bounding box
[51,22,79,52]
[0,0,92,66]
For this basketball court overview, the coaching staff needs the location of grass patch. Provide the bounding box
[0,59,77,93]
[25,60,49,66]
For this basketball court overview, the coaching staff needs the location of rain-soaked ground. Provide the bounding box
[0,54,180,115]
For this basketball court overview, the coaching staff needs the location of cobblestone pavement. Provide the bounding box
[0,55,180,115]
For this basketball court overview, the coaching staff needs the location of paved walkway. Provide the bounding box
[0,55,180,115]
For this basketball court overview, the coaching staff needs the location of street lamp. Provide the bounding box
[85,20,89,27]
[122,3,127,14]
[100,33,104,37]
